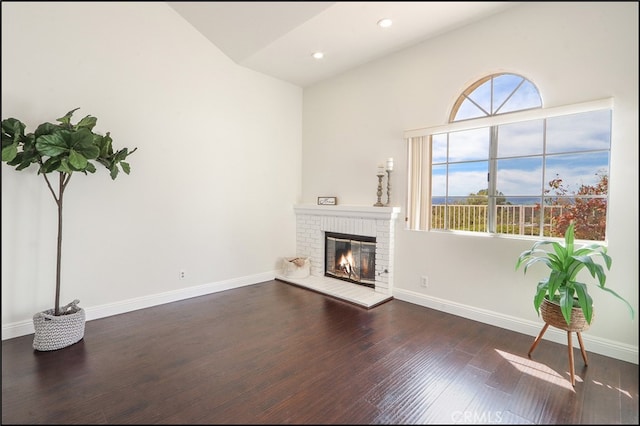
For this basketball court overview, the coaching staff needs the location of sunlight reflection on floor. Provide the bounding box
[592,380,634,399]
[495,349,576,391]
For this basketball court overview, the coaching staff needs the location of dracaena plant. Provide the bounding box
[1,108,137,315]
[515,222,634,326]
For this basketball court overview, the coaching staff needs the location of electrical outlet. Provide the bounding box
[179,270,186,280]
[420,276,428,288]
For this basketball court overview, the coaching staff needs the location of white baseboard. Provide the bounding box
[393,288,638,365]
[1,271,275,341]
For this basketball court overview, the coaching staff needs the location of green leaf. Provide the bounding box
[598,286,635,319]
[75,115,97,131]
[534,280,548,313]
[58,158,75,174]
[34,122,61,138]
[2,143,18,161]
[68,149,88,170]
[114,147,129,162]
[565,222,575,255]
[70,129,100,159]
[1,118,26,147]
[9,134,40,169]
[36,131,71,157]
[41,157,63,173]
[574,254,606,286]
[15,156,34,170]
[56,108,80,127]
[96,133,113,157]
[574,282,593,324]
[547,270,564,296]
[120,161,130,174]
[558,287,574,326]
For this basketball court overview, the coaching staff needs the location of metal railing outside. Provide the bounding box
[431,204,565,236]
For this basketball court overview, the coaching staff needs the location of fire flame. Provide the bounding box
[339,252,354,276]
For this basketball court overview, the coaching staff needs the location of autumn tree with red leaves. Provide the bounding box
[544,171,608,241]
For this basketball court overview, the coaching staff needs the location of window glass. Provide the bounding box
[431,164,447,197]
[493,73,525,113]
[448,128,489,162]
[546,110,611,154]
[497,120,544,157]
[447,161,489,197]
[407,73,611,241]
[455,98,487,121]
[496,157,543,196]
[431,133,448,163]
[468,79,492,113]
[545,152,610,190]
[499,79,541,113]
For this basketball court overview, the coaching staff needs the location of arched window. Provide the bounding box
[405,73,611,241]
[450,73,542,122]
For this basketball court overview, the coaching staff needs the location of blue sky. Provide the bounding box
[431,88,610,201]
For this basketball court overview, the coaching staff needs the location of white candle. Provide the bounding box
[386,157,394,171]
[377,164,385,175]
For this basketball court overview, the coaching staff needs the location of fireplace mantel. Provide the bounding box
[293,205,400,220]
[276,204,401,308]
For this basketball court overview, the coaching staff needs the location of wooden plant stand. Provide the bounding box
[528,298,591,387]
[528,322,588,387]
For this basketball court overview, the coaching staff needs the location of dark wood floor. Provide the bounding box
[2,280,638,424]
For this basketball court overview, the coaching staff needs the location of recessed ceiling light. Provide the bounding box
[377,18,393,28]
[312,52,324,60]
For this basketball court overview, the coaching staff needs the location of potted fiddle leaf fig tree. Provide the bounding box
[515,222,634,329]
[1,108,137,351]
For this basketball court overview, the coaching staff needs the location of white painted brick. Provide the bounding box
[293,206,399,296]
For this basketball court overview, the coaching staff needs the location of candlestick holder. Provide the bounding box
[385,170,392,206]
[374,172,385,207]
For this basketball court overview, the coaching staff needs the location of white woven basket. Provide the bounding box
[282,257,311,278]
[32,299,86,351]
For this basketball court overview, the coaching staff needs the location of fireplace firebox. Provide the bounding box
[324,232,376,288]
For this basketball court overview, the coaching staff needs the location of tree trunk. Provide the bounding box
[54,172,64,316]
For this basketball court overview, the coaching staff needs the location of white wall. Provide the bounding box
[302,2,638,362]
[1,3,301,333]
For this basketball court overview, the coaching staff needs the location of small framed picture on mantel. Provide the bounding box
[317,196,337,206]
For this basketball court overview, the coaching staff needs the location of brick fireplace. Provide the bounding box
[275,204,400,308]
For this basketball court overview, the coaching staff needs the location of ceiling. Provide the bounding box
[167,2,522,88]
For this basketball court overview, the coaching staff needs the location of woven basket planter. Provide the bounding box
[32,299,85,351]
[540,297,591,332]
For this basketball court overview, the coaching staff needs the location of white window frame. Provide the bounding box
[404,97,613,237]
